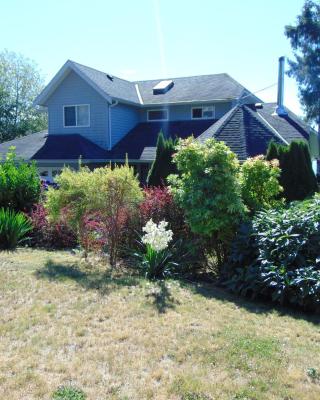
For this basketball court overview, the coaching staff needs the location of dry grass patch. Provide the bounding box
[0,249,319,400]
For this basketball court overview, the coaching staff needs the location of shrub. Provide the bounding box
[224,194,320,310]
[168,137,245,266]
[140,186,188,240]
[46,164,143,266]
[52,386,86,400]
[28,204,77,249]
[266,140,318,201]
[0,208,32,250]
[0,147,41,212]
[147,131,177,186]
[240,155,283,213]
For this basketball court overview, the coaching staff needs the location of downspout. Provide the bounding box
[108,100,119,150]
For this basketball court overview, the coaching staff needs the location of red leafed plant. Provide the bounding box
[79,207,130,265]
[29,204,77,249]
[139,186,187,239]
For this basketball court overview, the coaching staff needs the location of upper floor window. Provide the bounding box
[192,106,215,120]
[147,109,168,121]
[64,104,90,127]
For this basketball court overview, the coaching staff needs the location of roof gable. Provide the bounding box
[35,60,116,106]
[197,103,310,160]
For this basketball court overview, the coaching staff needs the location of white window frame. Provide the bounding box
[38,167,62,183]
[191,105,215,120]
[63,104,90,128]
[147,109,169,122]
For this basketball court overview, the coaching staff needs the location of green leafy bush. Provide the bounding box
[0,208,32,250]
[240,155,283,213]
[224,195,320,310]
[46,164,143,266]
[266,140,318,202]
[52,386,86,400]
[168,137,245,266]
[0,148,41,212]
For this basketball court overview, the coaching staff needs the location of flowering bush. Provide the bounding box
[142,219,173,251]
[133,219,177,279]
[29,204,77,249]
[240,155,283,213]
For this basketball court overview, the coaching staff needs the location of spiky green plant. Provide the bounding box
[0,208,32,250]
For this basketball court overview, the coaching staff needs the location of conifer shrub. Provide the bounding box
[147,131,177,186]
[266,140,318,201]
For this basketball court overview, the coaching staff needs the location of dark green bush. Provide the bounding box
[52,386,86,400]
[0,148,41,212]
[0,208,32,250]
[266,140,318,202]
[147,131,177,186]
[223,195,320,310]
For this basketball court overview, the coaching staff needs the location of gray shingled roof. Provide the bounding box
[197,103,310,160]
[0,131,48,160]
[72,61,139,104]
[37,60,251,107]
[135,74,246,105]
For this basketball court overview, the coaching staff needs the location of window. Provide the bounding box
[64,104,90,127]
[147,109,168,121]
[192,106,215,119]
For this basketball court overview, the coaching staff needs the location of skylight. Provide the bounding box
[153,80,174,95]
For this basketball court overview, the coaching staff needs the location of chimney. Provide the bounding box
[276,56,287,116]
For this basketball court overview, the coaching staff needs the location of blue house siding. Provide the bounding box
[46,71,109,149]
[110,103,141,147]
[141,102,232,122]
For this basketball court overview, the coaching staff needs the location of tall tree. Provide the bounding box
[285,1,320,132]
[147,131,177,186]
[0,50,47,142]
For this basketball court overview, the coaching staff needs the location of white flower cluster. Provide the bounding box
[142,219,173,252]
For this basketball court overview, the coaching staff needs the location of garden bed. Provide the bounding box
[0,249,319,400]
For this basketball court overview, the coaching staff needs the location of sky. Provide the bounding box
[1,0,306,115]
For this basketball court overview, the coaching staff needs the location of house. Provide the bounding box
[0,57,317,181]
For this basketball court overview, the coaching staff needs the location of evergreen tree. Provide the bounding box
[266,141,280,161]
[266,140,317,201]
[147,131,177,186]
[285,1,320,132]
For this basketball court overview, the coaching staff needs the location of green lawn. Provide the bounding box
[0,249,319,400]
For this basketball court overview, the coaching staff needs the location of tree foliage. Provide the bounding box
[240,155,283,213]
[147,131,177,186]
[0,50,47,142]
[285,0,320,129]
[266,140,317,201]
[168,137,245,265]
[0,147,41,212]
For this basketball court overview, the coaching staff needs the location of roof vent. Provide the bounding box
[153,80,174,95]
[106,74,114,81]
